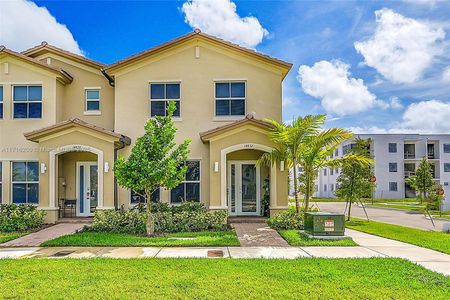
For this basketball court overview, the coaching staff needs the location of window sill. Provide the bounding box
[213,116,245,122]
[84,111,102,116]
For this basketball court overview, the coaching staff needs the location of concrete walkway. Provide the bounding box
[0,229,448,276]
[317,202,448,231]
[231,222,289,247]
[0,223,86,247]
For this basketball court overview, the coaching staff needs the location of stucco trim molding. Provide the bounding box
[219,143,277,211]
[49,144,104,211]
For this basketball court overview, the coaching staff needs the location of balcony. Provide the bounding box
[404,171,415,178]
[404,152,415,159]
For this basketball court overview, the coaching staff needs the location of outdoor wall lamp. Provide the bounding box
[104,162,110,173]
[40,163,47,174]
[280,161,285,172]
[214,161,219,173]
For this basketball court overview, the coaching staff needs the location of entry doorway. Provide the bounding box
[227,160,261,216]
[76,162,98,217]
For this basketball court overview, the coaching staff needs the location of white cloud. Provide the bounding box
[181,0,268,48]
[442,67,450,83]
[354,8,445,84]
[346,126,389,134]
[400,100,450,133]
[389,96,404,109]
[0,0,82,54]
[297,60,384,116]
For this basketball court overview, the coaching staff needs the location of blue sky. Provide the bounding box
[2,0,450,133]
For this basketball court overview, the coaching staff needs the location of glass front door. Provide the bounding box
[227,161,260,216]
[77,162,98,217]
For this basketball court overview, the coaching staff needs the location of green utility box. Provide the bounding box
[304,212,345,236]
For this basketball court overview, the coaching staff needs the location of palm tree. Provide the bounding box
[258,115,372,214]
[258,115,328,213]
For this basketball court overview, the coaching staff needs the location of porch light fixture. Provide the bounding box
[214,161,219,173]
[104,162,110,173]
[280,161,285,172]
[40,163,47,174]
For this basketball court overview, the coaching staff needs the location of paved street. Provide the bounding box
[0,229,449,276]
[315,202,449,231]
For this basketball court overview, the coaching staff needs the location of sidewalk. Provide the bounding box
[0,223,86,247]
[0,229,449,276]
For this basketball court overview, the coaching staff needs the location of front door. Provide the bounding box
[227,161,260,216]
[76,162,98,217]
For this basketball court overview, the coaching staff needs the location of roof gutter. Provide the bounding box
[101,68,115,87]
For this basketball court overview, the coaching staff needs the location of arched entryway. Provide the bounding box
[220,144,276,216]
[49,145,104,217]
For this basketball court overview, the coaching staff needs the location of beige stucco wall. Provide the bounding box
[0,56,61,204]
[113,39,284,209]
[36,55,115,130]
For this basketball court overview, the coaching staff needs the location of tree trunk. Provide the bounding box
[293,159,300,213]
[347,199,352,221]
[145,190,154,236]
[304,170,311,213]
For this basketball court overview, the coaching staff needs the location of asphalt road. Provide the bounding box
[315,202,449,232]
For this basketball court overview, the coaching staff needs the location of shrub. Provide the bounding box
[0,204,46,232]
[88,202,229,234]
[267,210,303,230]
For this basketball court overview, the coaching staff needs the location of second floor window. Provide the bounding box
[150,83,180,117]
[215,82,245,116]
[389,162,397,172]
[0,86,3,119]
[85,89,100,112]
[388,143,397,153]
[444,144,450,153]
[13,85,42,119]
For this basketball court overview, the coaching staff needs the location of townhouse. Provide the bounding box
[316,134,450,210]
[0,30,292,223]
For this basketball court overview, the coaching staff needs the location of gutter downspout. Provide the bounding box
[101,68,115,87]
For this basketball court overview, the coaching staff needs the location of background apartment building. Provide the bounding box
[313,134,450,210]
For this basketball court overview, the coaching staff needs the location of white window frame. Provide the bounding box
[170,160,201,204]
[84,87,101,115]
[12,85,43,119]
[214,81,246,120]
[11,161,39,205]
[149,82,181,119]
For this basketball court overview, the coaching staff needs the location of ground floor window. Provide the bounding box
[130,188,160,204]
[389,182,398,192]
[11,161,39,204]
[170,160,200,204]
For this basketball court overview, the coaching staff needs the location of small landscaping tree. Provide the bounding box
[335,138,375,221]
[406,157,434,204]
[114,102,191,236]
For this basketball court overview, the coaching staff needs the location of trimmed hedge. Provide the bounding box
[0,204,46,232]
[267,209,303,230]
[87,202,229,234]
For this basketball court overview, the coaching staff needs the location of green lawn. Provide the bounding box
[346,218,450,254]
[0,232,28,244]
[41,231,240,247]
[0,258,448,299]
[278,230,357,246]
